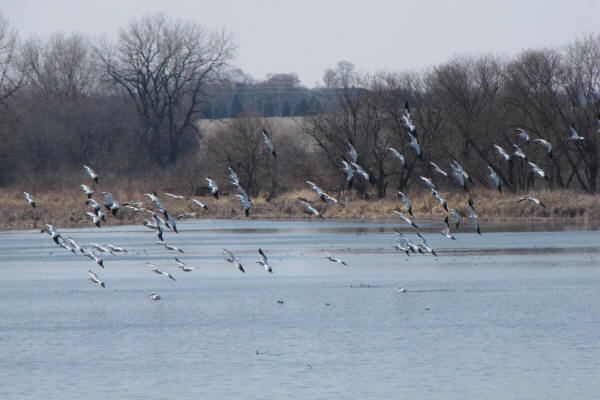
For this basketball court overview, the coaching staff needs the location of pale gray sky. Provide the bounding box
[2,0,599,87]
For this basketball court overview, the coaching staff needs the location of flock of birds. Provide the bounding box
[22,106,592,297]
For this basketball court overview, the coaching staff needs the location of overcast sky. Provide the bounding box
[3,0,599,87]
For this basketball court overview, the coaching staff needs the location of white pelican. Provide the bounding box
[532,138,553,159]
[236,194,251,217]
[106,244,127,253]
[144,192,165,212]
[420,176,436,191]
[306,181,340,204]
[429,161,448,177]
[262,129,277,157]
[407,131,422,160]
[449,209,461,229]
[88,270,105,288]
[228,165,240,185]
[205,177,220,199]
[43,224,63,245]
[528,161,548,180]
[298,197,324,219]
[393,211,418,228]
[341,159,354,187]
[86,211,102,228]
[85,251,105,268]
[416,232,438,257]
[191,199,208,210]
[81,184,94,199]
[568,123,584,140]
[431,189,448,211]
[66,236,85,253]
[397,191,413,216]
[156,242,184,253]
[257,248,273,273]
[23,192,36,208]
[223,248,246,273]
[397,286,406,294]
[513,144,527,160]
[450,159,472,186]
[148,264,177,281]
[164,192,185,200]
[389,147,407,168]
[350,161,371,182]
[441,216,457,240]
[515,128,530,143]
[469,206,481,235]
[148,292,161,300]
[177,212,197,220]
[174,257,194,272]
[83,165,98,184]
[86,198,101,215]
[348,139,358,163]
[487,164,502,192]
[394,230,420,254]
[494,144,511,161]
[325,253,348,266]
[517,196,545,207]
[402,114,416,133]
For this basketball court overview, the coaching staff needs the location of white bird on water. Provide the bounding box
[148,292,161,300]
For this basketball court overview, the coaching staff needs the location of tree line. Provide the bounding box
[0,11,598,197]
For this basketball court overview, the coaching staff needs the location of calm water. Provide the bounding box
[1,219,599,399]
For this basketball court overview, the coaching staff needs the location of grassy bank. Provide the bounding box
[1,185,598,231]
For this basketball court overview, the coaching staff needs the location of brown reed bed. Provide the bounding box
[1,183,598,232]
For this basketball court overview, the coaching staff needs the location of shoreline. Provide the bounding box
[1,187,599,232]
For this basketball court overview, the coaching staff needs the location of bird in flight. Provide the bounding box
[257,248,273,273]
[23,192,36,208]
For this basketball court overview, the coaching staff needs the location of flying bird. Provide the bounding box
[528,161,548,180]
[83,165,99,184]
[393,211,419,228]
[431,189,448,211]
[532,138,553,159]
[441,216,457,240]
[515,128,530,143]
[156,242,184,253]
[494,144,511,161]
[164,192,185,200]
[513,144,527,160]
[148,265,177,281]
[298,197,324,219]
[325,253,348,266]
[23,192,36,208]
[429,162,448,177]
[86,211,102,228]
[191,199,208,210]
[407,131,422,160]
[568,123,584,140]
[257,248,273,273]
[389,147,407,168]
[341,159,354,187]
[205,177,220,199]
[397,191,413,216]
[449,209,461,229]
[81,184,94,199]
[262,129,277,157]
[517,196,545,207]
[487,164,502,192]
[175,257,194,272]
[223,248,246,273]
[348,139,358,163]
[88,270,105,288]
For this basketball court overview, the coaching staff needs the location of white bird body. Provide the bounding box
[83,165,98,183]
[569,124,584,140]
[517,196,545,207]
[81,184,94,198]
[350,161,370,182]
[298,197,324,219]
[429,162,448,177]
[325,253,348,266]
[86,211,102,228]
[348,140,358,163]
[175,257,194,272]
[449,209,461,229]
[223,248,246,273]
[23,192,36,208]
[262,129,277,157]
[488,164,502,192]
[513,144,527,160]
[88,270,105,288]
[431,189,448,211]
[407,132,422,159]
[393,211,418,228]
[494,144,511,161]
[389,147,407,167]
[156,242,184,253]
[528,161,548,180]
[205,177,220,199]
[441,216,457,240]
[515,128,530,143]
[191,199,208,210]
[341,160,354,187]
[164,192,185,200]
[148,292,161,300]
[257,248,273,273]
[148,264,177,281]
[397,191,413,216]
[533,138,553,158]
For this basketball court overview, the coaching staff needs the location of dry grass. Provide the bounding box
[1,184,598,231]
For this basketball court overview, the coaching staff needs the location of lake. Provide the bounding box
[1,219,599,399]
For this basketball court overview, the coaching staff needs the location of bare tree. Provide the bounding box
[96,13,235,167]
